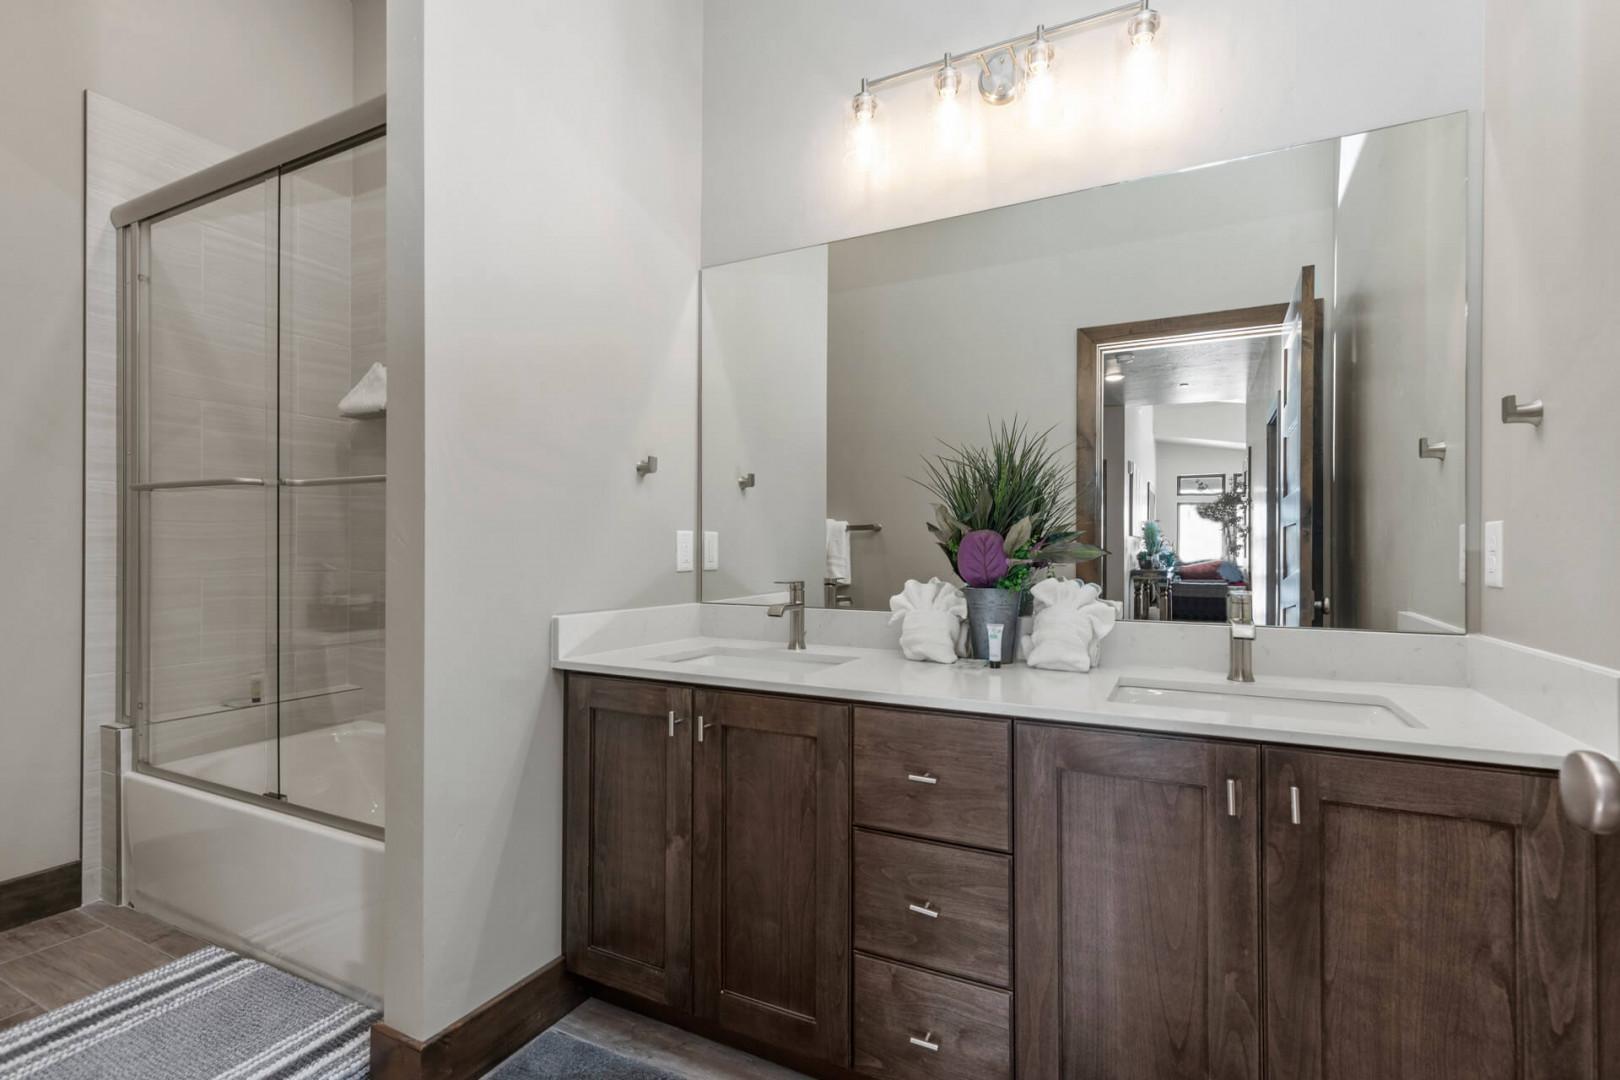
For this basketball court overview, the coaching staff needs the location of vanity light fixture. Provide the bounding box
[847,1,1165,136]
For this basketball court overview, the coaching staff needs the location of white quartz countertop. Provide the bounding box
[554,634,1595,771]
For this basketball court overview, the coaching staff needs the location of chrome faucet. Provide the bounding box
[768,579,807,650]
[1227,588,1255,683]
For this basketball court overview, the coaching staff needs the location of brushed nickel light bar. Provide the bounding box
[851,0,1161,116]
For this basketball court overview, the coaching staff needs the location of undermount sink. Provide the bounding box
[655,645,858,676]
[1108,677,1423,731]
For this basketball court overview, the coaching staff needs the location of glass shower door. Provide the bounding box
[276,136,388,830]
[133,179,280,799]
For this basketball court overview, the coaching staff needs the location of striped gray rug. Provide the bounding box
[0,946,377,1079]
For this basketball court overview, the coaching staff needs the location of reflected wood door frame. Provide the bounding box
[1078,304,1292,596]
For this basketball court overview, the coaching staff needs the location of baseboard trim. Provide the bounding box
[0,861,81,934]
[369,955,586,1080]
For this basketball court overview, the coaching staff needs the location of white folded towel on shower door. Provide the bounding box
[826,519,852,584]
[888,578,968,664]
[338,361,387,418]
[1023,577,1118,672]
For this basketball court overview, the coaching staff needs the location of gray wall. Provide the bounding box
[1480,0,1620,668]
[0,0,356,886]
[383,0,703,1039]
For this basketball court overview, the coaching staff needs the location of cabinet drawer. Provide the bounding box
[855,830,1010,987]
[853,954,1011,1080]
[854,707,1009,851]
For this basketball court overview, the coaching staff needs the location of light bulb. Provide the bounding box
[1127,6,1162,48]
[1024,26,1055,78]
[847,80,881,170]
[934,53,961,100]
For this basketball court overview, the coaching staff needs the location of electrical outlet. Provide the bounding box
[1458,523,1467,585]
[703,531,719,570]
[675,530,694,573]
[1484,520,1504,589]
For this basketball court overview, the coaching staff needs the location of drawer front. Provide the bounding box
[853,954,1011,1080]
[854,707,1009,851]
[855,830,1010,987]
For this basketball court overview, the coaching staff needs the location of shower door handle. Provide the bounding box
[131,477,266,491]
[280,475,387,487]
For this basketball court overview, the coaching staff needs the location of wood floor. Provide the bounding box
[553,998,810,1079]
[0,903,207,1030]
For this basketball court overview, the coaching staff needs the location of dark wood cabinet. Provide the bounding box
[1262,748,1598,1080]
[1014,723,1261,1080]
[563,676,693,1009]
[692,688,852,1066]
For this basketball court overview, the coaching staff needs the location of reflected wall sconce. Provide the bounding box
[849,1,1163,127]
[1501,394,1544,426]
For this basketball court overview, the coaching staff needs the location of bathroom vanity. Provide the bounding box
[558,624,1617,1080]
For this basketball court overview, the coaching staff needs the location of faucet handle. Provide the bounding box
[774,580,806,603]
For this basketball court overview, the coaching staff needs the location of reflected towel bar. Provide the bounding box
[848,523,882,533]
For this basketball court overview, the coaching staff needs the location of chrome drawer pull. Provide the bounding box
[1289,785,1302,825]
[909,1032,940,1052]
[907,901,939,919]
[906,771,938,785]
[1226,778,1240,818]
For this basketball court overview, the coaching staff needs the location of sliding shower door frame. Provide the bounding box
[117,117,387,843]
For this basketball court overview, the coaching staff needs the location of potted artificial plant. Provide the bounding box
[917,419,1104,663]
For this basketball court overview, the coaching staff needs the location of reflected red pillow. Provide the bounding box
[1177,560,1224,580]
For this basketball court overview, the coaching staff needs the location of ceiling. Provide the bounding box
[1103,334,1279,407]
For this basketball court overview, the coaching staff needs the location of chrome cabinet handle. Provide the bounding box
[908,1032,939,1052]
[907,901,939,919]
[698,716,713,743]
[1289,785,1302,825]
[1226,778,1240,818]
[906,771,938,785]
[667,710,685,738]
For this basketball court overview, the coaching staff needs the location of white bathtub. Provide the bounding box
[124,721,386,1003]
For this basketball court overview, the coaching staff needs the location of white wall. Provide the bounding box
[702,0,1485,265]
[384,0,703,1039]
[701,247,829,603]
[0,1,355,886]
[1480,0,1620,668]
[1334,117,1469,633]
[824,144,1334,609]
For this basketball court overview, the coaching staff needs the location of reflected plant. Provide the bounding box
[915,418,1103,590]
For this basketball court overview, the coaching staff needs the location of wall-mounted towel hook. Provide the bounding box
[1417,437,1447,461]
[1501,395,1544,426]
[636,455,658,477]
[737,472,756,492]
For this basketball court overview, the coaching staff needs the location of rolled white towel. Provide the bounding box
[1024,577,1118,672]
[888,578,968,664]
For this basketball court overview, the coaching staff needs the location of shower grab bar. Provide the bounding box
[280,475,387,487]
[130,477,266,491]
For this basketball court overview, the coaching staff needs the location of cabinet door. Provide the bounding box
[1015,723,1261,1080]
[564,676,693,1009]
[1264,749,1595,1080]
[693,689,851,1065]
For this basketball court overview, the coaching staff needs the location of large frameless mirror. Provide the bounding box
[700,112,1470,632]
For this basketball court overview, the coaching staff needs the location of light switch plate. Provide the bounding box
[1484,520,1504,588]
[703,531,719,570]
[675,530,694,573]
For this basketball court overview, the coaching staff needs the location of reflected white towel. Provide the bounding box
[888,578,967,664]
[826,519,851,584]
[1023,577,1117,672]
[339,362,387,418]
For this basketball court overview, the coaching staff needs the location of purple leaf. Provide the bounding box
[956,529,1010,588]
